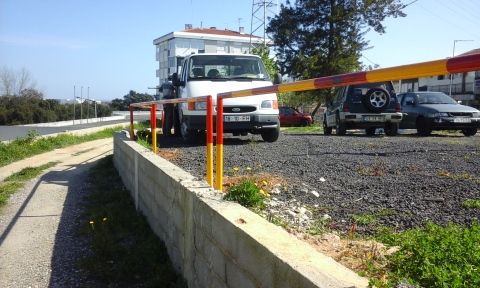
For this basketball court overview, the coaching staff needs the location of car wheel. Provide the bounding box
[416,117,432,136]
[261,120,280,142]
[362,88,391,113]
[365,127,376,136]
[335,114,347,135]
[323,120,332,135]
[384,123,399,136]
[462,128,477,137]
[300,119,309,127]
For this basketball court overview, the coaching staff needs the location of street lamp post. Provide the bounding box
[449,40,473,96]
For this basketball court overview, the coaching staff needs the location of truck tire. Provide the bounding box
[363,88,390,113]
[181,122,199,144]
[173,106,181,137]
[261,120,280,142]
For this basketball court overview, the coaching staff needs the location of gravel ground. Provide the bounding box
[161,129,480,236]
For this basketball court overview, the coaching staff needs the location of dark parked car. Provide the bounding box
[279,107,313,127]
[398,91,480,136]
[323,81,402,136]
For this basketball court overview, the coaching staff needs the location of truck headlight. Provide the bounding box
[195,102,207,110]
[260,100,278,109]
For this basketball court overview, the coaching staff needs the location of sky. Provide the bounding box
[1,0,480,102]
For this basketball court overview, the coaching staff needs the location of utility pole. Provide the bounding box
[449,40,473,96]
[80,87,83,122]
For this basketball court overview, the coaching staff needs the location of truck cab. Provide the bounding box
[172,53,281,143]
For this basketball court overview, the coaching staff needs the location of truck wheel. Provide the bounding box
[261,120,280,142]
[173,106,181,137]
[181,122,198,144]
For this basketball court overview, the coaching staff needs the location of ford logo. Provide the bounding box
[232,108,241,112]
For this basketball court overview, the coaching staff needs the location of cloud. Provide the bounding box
[0,34,91,50]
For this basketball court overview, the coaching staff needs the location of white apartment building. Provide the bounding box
[397,48,480,108]
[153,25,268,86]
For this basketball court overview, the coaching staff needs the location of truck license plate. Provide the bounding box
[454,118,471,123]
[363,116,384,122]
[224,116,250,122]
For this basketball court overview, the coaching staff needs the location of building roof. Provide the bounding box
[183,27,258,39]
[456,48,480,57]
[153,26,271,45]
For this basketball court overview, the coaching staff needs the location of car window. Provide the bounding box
[404,94,416,106]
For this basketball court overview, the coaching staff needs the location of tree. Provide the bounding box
[109,90,154,111]
[0,66,38,96]
[267,0,406,114]
[250,46,279,80]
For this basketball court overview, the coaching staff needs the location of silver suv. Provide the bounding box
[323,81,402,136]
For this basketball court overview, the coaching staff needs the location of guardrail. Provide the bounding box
[129,96,214,186]
[130,53,480,191]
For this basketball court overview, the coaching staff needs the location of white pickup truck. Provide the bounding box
[172,53,281,144]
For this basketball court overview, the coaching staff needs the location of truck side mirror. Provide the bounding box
[273,73,282,85]
[172,73,184,87]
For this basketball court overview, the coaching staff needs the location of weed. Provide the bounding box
[223,179,267,209]
[462,199,480,209]
[352,213,377,226]
[357,160,386,176]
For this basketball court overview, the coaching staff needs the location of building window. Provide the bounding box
[437,75,444,80]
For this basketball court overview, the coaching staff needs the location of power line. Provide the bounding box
[415,2,480,42]
[435,0,480,31]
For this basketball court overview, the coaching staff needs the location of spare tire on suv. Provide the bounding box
[362,87,391,113]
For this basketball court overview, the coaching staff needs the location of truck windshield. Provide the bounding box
[188,55,270,81]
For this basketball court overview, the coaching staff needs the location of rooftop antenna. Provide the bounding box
[250,0,278,52]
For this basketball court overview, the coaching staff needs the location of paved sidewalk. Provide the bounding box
[0,138,113,287]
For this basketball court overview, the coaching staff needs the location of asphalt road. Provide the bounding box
[0,114,151,142]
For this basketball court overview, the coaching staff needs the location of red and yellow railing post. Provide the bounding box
[129,106,134,140]
[206,96,214,186]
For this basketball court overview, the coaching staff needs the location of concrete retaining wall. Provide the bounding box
[113,133,368,288]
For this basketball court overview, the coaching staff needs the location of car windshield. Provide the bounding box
[417,93,458,104]
[188,55,270,81]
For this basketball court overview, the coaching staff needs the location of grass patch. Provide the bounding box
[75,155,185,287]
[0,162,58,208]
[373,221,480,288]
[0,124,146,168]
[4,162,59,182]
[462,199,480,209]
[281,122,322,133]
[0,182,24,206]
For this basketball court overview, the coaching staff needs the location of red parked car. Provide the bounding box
[279,107,313,127]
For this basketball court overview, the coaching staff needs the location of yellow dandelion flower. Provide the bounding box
[266,193,271,198]
[233,167,239,172]
[262,180,267,185]
[283,186,287,191]
[103,218,107,221]
[246,167,252,171]
[259,190,265,194]
[254,182,258,186]
[89,221,94,224]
